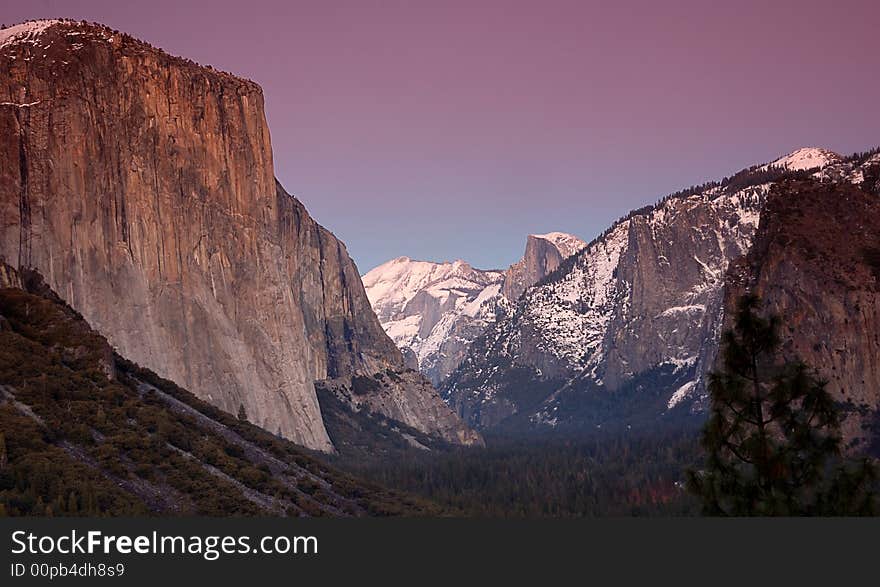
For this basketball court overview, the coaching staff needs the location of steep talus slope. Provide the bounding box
[0,265,437,516]
[443,148,880,433]
[0,20,476,451]
[721,176,880,449]
[364,232,585,385]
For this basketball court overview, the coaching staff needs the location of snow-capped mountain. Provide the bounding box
[363,258,506,385]
[441,147,880,432]
[363,232,585,385]
[760,146,843,171]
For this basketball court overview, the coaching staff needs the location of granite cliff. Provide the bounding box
[721,176,880,449]
[0,19,477,451]
[0,262,438,515]
[501,232,585,301]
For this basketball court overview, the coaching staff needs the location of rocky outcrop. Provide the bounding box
[0,19,477,451]
[363,232,585,385]
[501,232,585,300]
[720,178,880,447]
[0,259,21,289]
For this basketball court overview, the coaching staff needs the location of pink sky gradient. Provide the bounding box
[5,0,879,270]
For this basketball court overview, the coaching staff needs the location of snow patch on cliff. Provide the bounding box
[0,20,62,49]
[522,221,630,372]
[668,381,697,409]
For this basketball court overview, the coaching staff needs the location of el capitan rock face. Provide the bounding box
[0,19,477,451]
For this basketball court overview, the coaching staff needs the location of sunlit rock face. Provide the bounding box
[0,20,477,451]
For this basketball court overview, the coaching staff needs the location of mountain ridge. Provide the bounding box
[364,231,585,385]
[441,146,880,435]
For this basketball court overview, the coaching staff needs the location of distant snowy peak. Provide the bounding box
[0,20,64,49]
[363,256,506,385]
[764,147,842,171]
[363,230,584,385]
[363,256,502,319]
[363,230,584,319]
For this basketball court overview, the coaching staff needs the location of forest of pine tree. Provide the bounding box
[328,427,704,517]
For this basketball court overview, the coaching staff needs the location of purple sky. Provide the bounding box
[6,1,880,271]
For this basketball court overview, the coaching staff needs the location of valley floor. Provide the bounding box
[325,427,705,517]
